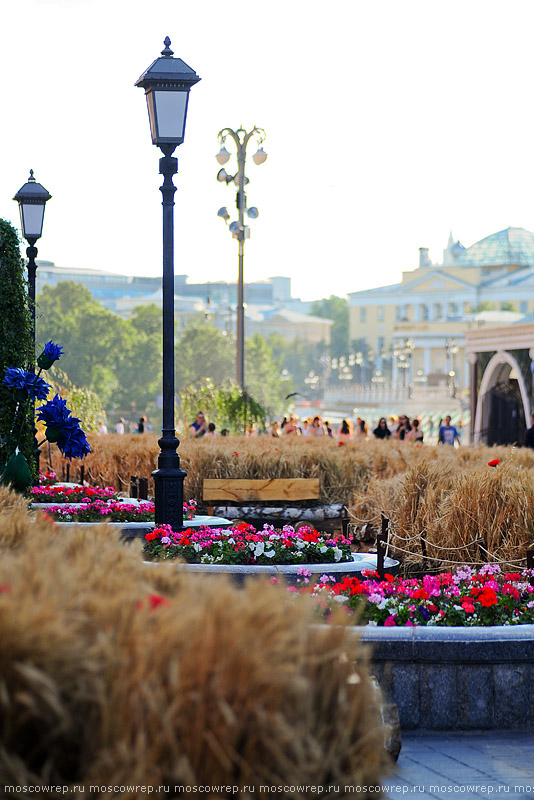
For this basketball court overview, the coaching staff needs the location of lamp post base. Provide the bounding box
[152,435,187,531]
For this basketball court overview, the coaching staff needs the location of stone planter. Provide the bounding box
[143,553,400,585]
[359,625,534,731]
[45,515,233,542]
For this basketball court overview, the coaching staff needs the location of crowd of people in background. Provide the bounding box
[100,410,462,447]
[266,413,462,446]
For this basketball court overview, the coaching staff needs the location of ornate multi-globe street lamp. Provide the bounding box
[216,127,267,390]
[445,337,459,398]
[136,37,200,530]
[13,170,52,473]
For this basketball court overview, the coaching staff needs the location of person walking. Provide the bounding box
[438,415,460,446]
[190,412,208,439]
[373,418,391,440]
[337,419,352,443]
[405,418,424,443]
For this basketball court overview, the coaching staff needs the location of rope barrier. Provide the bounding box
[382,538,527,569]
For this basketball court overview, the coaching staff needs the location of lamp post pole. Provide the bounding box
[216,127,266,390]
[13,170,52,476]
[136,37,200,530]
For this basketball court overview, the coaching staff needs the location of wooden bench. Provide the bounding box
[202,478,348,534]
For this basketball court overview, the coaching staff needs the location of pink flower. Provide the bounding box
[384,616,397,626]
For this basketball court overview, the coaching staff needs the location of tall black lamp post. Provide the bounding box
[13,170,52,346]
[14,170,52,474]
[136,37,200,530]
[216,127,267,390]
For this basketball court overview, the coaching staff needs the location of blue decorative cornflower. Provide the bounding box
[3,367,51,400]
[36,393,70,428]
[37,341,64,370]
[37,395,91,460]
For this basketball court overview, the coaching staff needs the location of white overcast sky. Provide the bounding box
[1,0,534,301]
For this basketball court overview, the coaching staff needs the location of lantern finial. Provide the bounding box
[29,169,35,182]
[161,37,174,57]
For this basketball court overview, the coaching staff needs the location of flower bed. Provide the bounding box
[42,499,196,523]
[311,563,534,626]
[143,522,353,565]
[30,484,119,503]
[39,470,58,486]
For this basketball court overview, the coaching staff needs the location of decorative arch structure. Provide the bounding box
[473,351,530,445]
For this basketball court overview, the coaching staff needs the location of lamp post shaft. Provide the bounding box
[236,140,246,391]
[218,126,265,394]
[26,243,41,475]
[152,151,186,530]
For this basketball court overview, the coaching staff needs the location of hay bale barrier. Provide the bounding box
[47,435,534,570]
[0,495,389,797]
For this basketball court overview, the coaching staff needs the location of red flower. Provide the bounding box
[338,441,344,447]
[462,601,475,613]
[479,587,498,607]
[148,594,170,609]
[136,594,171,611]
[145,531,159,542]
[488,459,500,467]
[233,451,239,457]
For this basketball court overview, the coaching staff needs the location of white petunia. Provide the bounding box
[264,549,276,558]
[254,541,265,557]
[333,547,343,562]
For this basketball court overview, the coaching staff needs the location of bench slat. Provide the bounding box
[202,478,320,502]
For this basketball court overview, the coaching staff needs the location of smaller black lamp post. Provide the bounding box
[13,170,52,338]
[136,38,200,530]
[13,170,52,477]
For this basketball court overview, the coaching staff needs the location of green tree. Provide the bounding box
[244,334,289,417]
[36,282,128,406]
[0,218,35,480]
[175,322,288,421]
[113,305,162,419]
[309,295,350,356]
[36,284,163,420]
[175,318,234,389]
[267,333,325,397]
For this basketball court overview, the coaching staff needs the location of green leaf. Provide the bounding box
[1,449,32,492]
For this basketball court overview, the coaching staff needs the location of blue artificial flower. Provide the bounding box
[59,424,92,460]
[36,394,71,428]
[37,341,64,370]
[37,394,91,460]
[3,367,51,400]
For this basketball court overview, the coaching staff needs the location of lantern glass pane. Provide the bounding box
[20,204,45,239]
[146,92,158,144]
[154,91,187,139]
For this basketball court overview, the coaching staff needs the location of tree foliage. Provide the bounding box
[0,219,34,476]
[36,283,162,418]
[178,378,266,435]
[309,295,349,356]
[36,286,289,426]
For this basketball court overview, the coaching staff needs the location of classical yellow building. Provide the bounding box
[348,228,534,392]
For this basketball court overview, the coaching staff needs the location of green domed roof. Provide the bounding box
[455,227,534,267]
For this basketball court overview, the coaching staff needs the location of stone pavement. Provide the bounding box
[383,731,534,799]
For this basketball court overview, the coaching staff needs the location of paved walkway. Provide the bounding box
[383,732,534,799]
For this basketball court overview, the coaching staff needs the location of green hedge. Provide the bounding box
[0,218,35,479]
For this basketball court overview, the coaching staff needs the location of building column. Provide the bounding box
[424,347,432,376]
[468,352,478,445]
